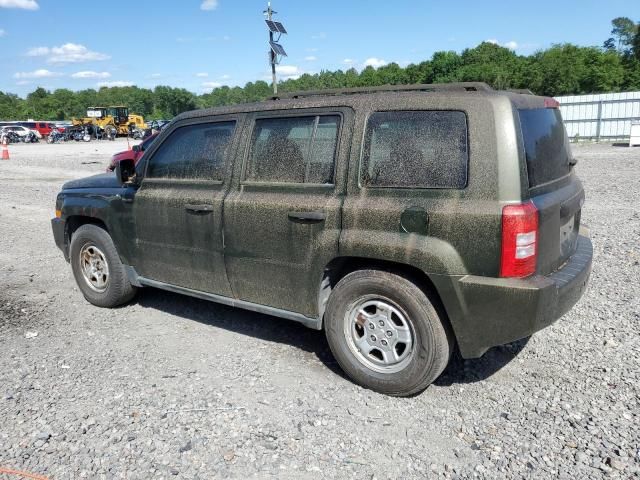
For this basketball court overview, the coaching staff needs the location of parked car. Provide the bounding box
[18,121,60,137]
[106,133,158,172]
[1,125,41,139]
[51,83,592,396]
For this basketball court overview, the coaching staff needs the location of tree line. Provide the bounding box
[1,17,638,121]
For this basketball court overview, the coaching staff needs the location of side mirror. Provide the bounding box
[132,144,141,153]
[115,158,136,185]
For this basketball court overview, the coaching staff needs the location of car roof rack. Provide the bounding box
[507,88,535,95]
[271,82,493,100]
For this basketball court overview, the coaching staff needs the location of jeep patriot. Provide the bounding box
[51,83,592,396]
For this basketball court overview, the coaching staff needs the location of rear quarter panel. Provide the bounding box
[340,94,523,278]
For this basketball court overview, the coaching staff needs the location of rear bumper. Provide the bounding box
[51,217,69,261]
[433,233,593,359]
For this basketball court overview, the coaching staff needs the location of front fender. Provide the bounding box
[60,187,136,264]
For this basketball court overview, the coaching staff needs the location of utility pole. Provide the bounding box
[263,2,287,96]
[266,3,277,95]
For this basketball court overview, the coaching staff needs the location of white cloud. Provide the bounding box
[200,0,218,11]
[0,0,38,9]
[150,73,162,78]
[71,71,110,79]
[363,57,387,68]
[343,58,354,64]
[276,65,302,80]
[485,39,519,50]
[14,69,61,79]
[202,81,222,89]
[26,46,48,56]
[311,32,326,40]
[304,56,317,61]
[27,43,110,64]
[196,72,209,78]
[0,29,6,37]
[97,80,133,88]
[220,74,231,80]
[15,80,30,85]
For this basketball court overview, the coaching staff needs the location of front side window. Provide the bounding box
[245,115,340,184]
[146,121,235,180]
[361,111,468,189]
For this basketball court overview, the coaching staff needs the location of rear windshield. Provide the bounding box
[518,108,571,187]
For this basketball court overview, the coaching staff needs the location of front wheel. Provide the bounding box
[324,270,452,396]
[69,224,137,308]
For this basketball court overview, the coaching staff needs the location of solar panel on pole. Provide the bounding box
[274,21,287,34]
[269,41,287,56]
[265,19,278,32]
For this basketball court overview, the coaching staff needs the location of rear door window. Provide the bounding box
[361,111,468,189]
[146,121,235,180]
[245,115,340,184]
[518,108,571,187]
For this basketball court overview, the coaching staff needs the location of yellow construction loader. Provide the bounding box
[72,106,147,136]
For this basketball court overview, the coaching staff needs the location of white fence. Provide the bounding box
[555,91,640,141]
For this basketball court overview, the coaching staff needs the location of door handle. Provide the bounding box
[287,211,326,224]
[185,204,214,213]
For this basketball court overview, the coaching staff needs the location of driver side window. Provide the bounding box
[146,121,236,181]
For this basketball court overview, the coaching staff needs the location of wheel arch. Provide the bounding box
[319,256,457,348]
[63,216,108,260]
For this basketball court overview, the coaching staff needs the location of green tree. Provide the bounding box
[633,25,640,60]
[430,51,462,83]
[610,17,638,53]
[457,42,524,89]
[0,91,22,120]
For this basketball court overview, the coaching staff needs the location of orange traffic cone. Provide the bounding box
[1,138,9,160]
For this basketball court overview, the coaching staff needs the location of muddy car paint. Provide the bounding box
[52,84,592,359]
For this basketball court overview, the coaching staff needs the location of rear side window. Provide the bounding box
[519,108,571,187]
[246,115,340,184]
[146,121,235,180]
[361,111,468,189]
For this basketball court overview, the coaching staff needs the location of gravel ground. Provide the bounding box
[0,139,638,479]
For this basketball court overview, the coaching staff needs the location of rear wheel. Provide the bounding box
[70,224,137,307]
[324,270,452,396]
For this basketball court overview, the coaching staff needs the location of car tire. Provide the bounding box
[69,224,137,308]
[324,270,452,396]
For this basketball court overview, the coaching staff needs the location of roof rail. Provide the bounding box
[507,88,535,95]
[271,82,493,100]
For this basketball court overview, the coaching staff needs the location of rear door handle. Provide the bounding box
[185,204,214,213]
[287,211,326,224]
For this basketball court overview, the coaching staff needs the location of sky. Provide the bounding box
[0,0,636,97]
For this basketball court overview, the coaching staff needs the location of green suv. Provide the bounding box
[51,83,592,396]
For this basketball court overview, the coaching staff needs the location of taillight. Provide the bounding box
[500,201,539,278]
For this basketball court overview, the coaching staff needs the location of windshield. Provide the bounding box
[519,108,572,188]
